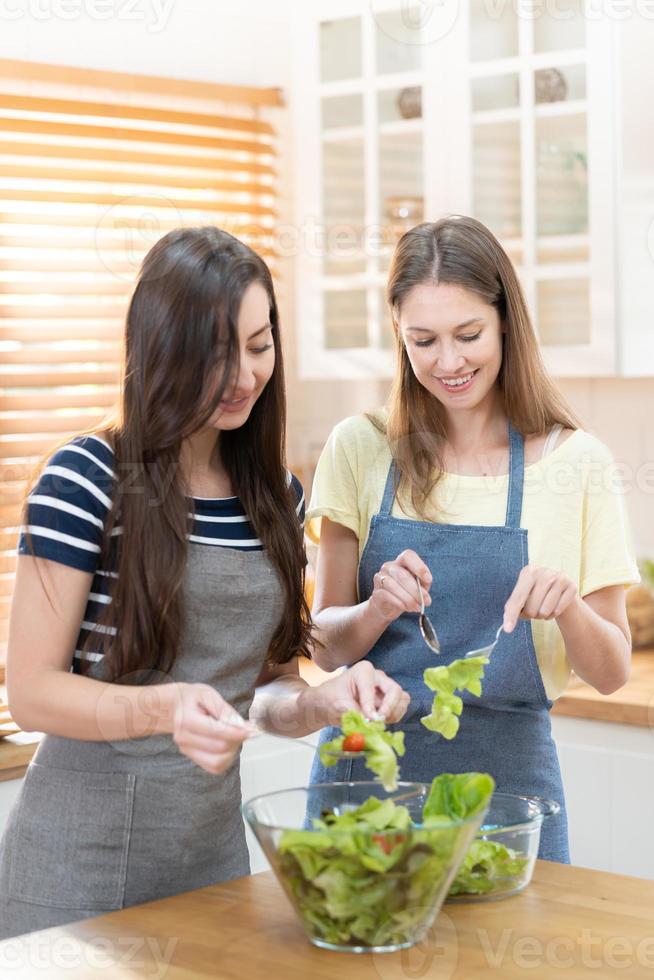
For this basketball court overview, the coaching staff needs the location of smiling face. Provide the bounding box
[206,281,276,431]
[397,282,503,413]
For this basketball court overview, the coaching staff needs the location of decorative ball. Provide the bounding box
[397,86,422,119]
[535,68,568,104]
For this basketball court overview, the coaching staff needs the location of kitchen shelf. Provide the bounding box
[322,118,423,142]
[370,70,424,92]
[318,78,365,98]
[468,48,588,79]
[321,125,364,142]
[535,99,588,118]
[473,101,589,126]
[473,108,521,126]
[379,118,422,136]
[319,72,423,98]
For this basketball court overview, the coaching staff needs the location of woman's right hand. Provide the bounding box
[171,682,255,775]
[369,549,432,625]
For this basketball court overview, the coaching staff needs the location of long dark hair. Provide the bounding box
[382,215,580,518]
[46,226,311,680]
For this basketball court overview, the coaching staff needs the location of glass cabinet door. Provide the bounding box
[315,5,426,367]
[464,0,608,364]
[530,0,590,352]
[295,1,615,377]
[320,17,362,83]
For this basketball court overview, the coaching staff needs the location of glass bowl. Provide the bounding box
[447,793,561,902]
[242,780,489,953]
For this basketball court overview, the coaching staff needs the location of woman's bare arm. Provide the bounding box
[310,518,430,671]
[7,555,182,740]
[556,585,631,695]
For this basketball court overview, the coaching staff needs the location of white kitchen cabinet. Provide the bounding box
[552,714,654,879]
[614,17,654,377]
[291,0,654,379]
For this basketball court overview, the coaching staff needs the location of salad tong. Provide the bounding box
[415,574,440,654]
[464,625,504,659]
[413,571,504,662]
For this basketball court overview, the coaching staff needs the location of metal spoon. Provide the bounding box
[415,574,440,654]
[464,625,504,659]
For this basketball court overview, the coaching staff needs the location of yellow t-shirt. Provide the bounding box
[306,413,640,700]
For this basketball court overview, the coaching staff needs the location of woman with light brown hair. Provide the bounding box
[307,215,638,862]
[0,226,409,938]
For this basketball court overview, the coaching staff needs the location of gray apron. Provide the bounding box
[0,542,284,938]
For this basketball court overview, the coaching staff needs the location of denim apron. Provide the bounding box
[0,542,285,938]
[310,422,569,862]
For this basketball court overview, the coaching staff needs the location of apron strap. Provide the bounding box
[380,458,398,516]
[505,420,525,528]
[380,421,526,527]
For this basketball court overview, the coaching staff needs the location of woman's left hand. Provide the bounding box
[314,661,410,727]
[503,565,578,633]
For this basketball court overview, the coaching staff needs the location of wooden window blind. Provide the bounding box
[0,58,282,671]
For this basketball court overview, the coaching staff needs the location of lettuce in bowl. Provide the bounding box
[265,773,495,951]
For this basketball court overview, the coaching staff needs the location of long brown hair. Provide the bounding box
[28,226,312,681]
[382,215,580,518]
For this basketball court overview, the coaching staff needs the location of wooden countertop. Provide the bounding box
[552,648,654,727]
[0,731,40,782]
[2,862,654,978]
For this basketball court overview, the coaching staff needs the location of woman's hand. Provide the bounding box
[172,682,255,775]
[310,661,410,727]
[369,549,432,626]
[503,565,578,633]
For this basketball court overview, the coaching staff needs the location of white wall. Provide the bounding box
[616,17,654,375]
[557,378,654,559]
[0,0,295,87]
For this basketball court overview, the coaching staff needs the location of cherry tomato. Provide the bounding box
[372,833,406,855]
[342,732,366,753]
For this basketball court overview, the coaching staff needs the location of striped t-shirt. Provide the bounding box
[18,434,305,672]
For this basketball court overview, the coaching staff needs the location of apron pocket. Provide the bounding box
[6,762,135,911]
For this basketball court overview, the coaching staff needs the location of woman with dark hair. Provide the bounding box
[0,226,409,938]
[307,215,638,863]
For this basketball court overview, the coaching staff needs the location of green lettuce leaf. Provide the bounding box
[278,773,494,948]
[422,772,495,824]
[319,710,405,791]
[420,655,489,739]
[449,839,531,896]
